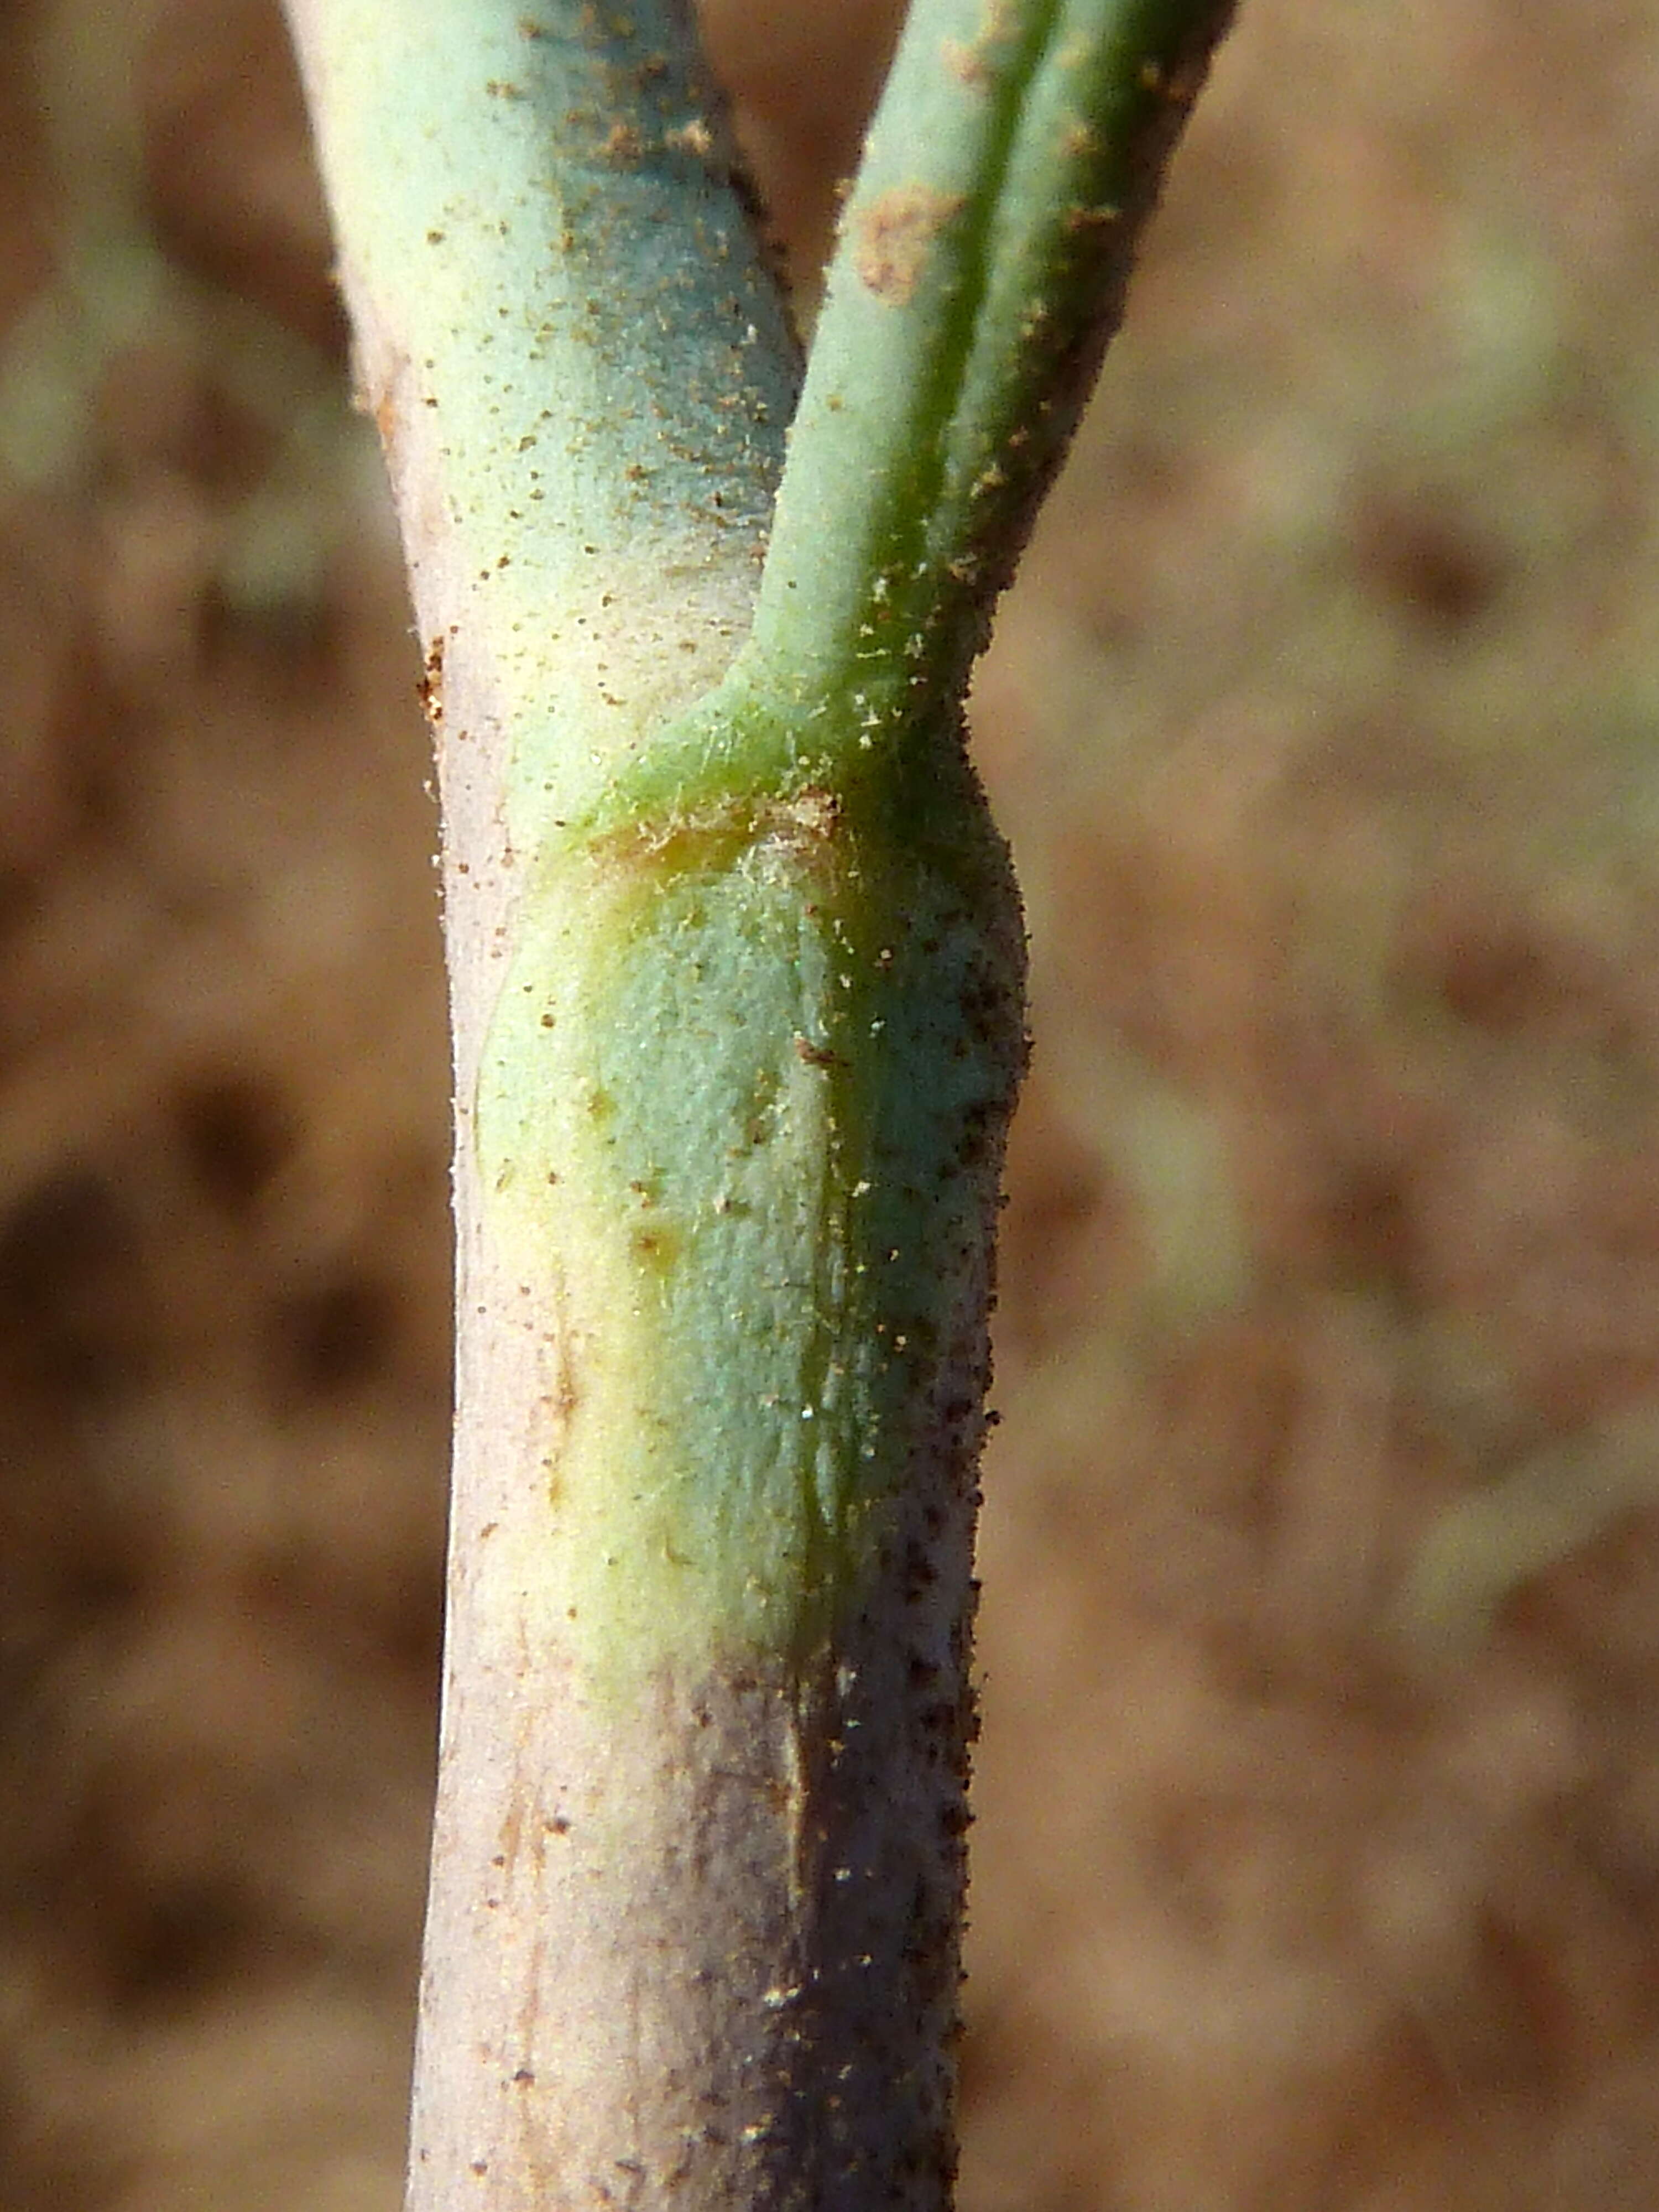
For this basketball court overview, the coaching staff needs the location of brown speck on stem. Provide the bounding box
[942,0,1017,86]
[941,38,985,85]
[794,1037,845,1070]
[854,184,966,307]
[665,117,714,159]
[419,633,445,728]
[1160,57,1209,106]
[1065,201,1121,232]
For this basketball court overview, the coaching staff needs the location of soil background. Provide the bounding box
[6,3,1659,2207]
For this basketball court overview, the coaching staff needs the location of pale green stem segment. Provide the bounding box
[751,0,1239,712]
[484,749,1022,1684]
[287,0,799,830]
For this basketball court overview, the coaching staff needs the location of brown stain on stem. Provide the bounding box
[854,185,966,307]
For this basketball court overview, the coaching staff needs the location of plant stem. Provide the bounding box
[740,0,1238,723]
[283,1,1234,2205]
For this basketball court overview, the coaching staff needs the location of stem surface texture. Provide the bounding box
[283,0,1235,2204]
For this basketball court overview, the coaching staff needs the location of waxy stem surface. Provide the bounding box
[479,725,1024,1687]
[284,0,1235,2202]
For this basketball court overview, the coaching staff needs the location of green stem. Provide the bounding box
[580,0,1237,826]
[739,0,1238,730]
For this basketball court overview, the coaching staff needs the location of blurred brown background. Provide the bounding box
[5,2,1659,2205]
